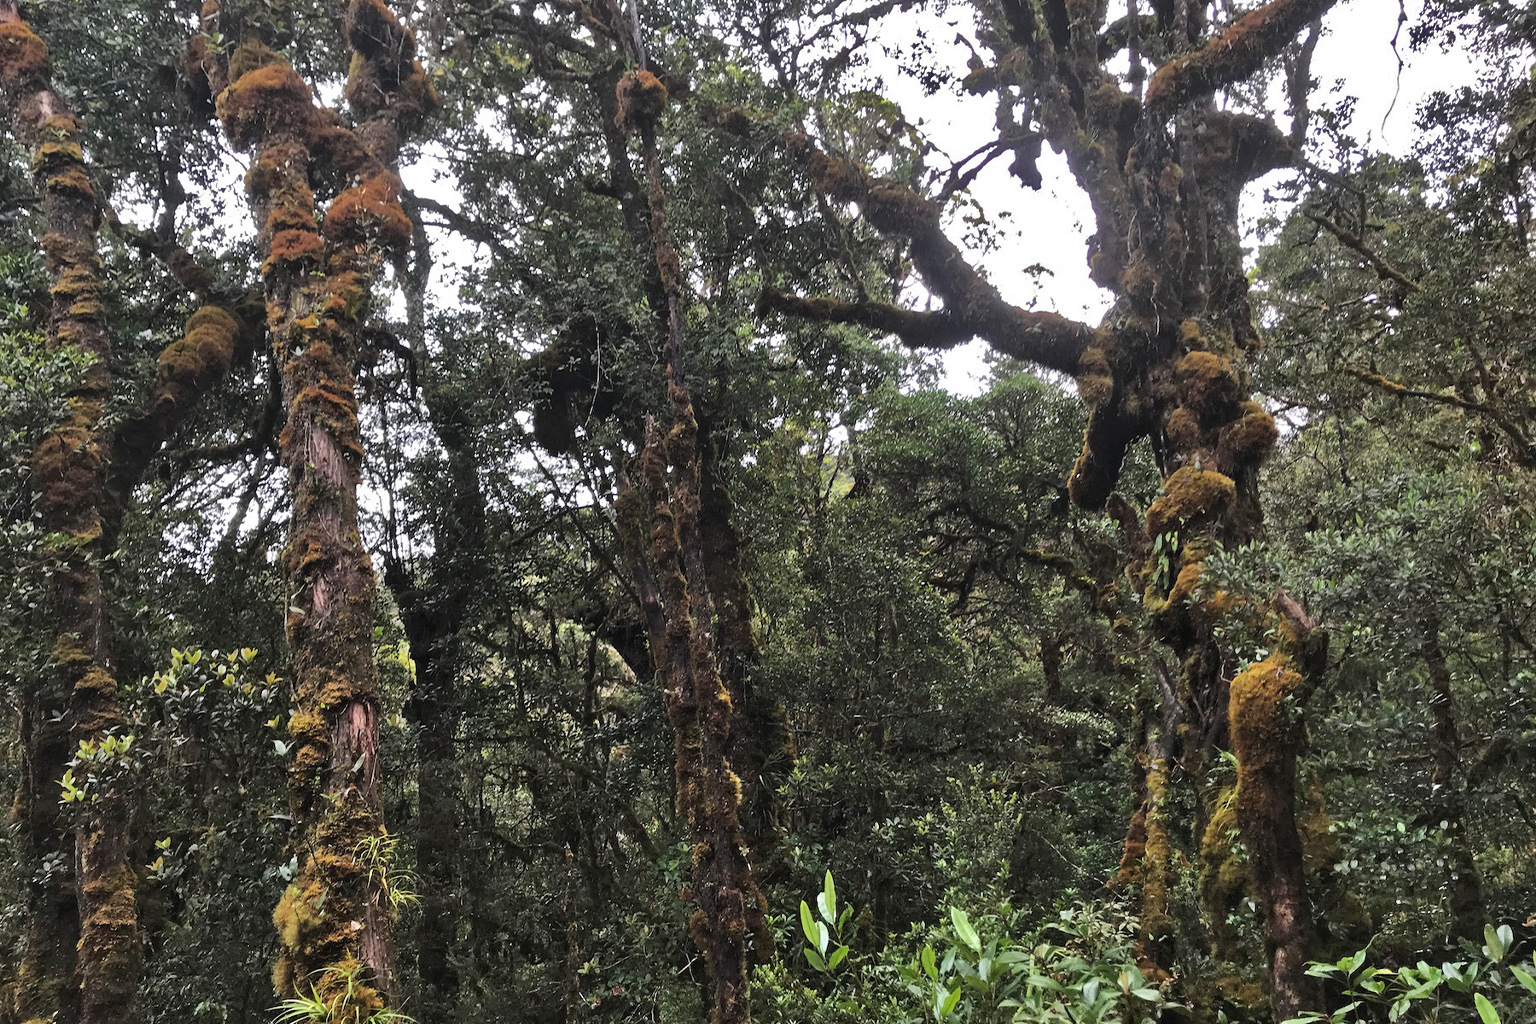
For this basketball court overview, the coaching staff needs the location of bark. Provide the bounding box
[0,9,137,1024]
[1421,620,1485,942]
[210,0,434,1008]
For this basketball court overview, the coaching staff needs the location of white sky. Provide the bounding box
[864,0,1488,395]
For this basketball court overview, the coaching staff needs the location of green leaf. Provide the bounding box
[827,945,848,971]
[921,945,938,981]
[1509,965,1536,995]
[950,908,981,954]
[1485,925,1507,961]
[820,870,838,923]
[800,901,818,948]
[939,985,963,1017]
[1473,993,1500,1024]
[804,947,827,972]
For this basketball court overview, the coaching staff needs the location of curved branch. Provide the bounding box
[785,134,1095,373]
[1144,0,1339,117]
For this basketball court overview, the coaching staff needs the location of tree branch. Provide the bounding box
[1144,0,1339,116]
[784,134,1095,373]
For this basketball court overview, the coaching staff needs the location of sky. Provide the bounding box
[863,0,1490,395]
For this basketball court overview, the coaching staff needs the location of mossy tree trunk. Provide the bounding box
[607,42,767,1024]
[768,0,1339,1010]
[208,0,435,1011]
[0,8,141,1024]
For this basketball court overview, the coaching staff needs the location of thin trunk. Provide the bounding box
[1229,593,1326,1021]
[1422,620,1484,941]
[609,52,766,1024]
[698,421,791,868]
[0,10,137,1024]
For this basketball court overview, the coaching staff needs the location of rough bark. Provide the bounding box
[0,9,137,1024]
[209,0,434,1008]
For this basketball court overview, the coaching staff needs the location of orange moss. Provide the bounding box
[323,174,411,251]
[32,424,100,507]
[0,21,49,88]
[1146,467,1236,535]
[615,69,669,135]
[217,62,314,150]
[263,229,324,272]
[1165,405,1205,450]
[345,0,414,61]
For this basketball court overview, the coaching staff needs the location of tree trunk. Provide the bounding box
[210,1,435,1005]
[1421,620,1484,941]
[609,54,766,1024]
[0,9,138,1023]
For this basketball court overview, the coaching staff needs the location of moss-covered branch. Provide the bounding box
[784,133,1095,375]
[1144,0,1339,116]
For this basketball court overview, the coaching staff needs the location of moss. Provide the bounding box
[262,228,324,272]
[1074,344,1114,408]
[30,140,83,173]
[1145,467,1236,536]
[1120,259,1159,299]
[1217,401,1278,472]
[615,69,669,135]
[217,62,314,150]
[0,21,49,88]
[42,165,93,200]
[32,423,100,507]
[155,306,237,406]
[323,173,411,251]
[346,0,414,61]
[1165,405,1204,450]
[1230,654,1303,772]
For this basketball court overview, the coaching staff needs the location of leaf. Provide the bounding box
[803,947,826,972]
[820,870,837,923]
[1485,925,1507,961]
[1509,965,1536,995]
[817,921,829,956]
[921,945,938,981]
[1473,993,1500,1024]
[800,900,817,948]
[939,985,963,1017]
[951,908,981,954]
[827,945,848,971]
